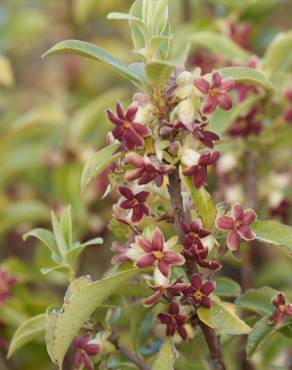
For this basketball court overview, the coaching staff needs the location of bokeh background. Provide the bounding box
[0,1,291,369]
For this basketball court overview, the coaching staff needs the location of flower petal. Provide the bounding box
[201,281,215,295]
[164,251,185,266]
[201,296,212,308]
[136,253,156,268]
[119,186,134,200]
[232,204,244,221]
[227,230,240,251]
[152,228,165,251]
[237,225,256,241]
[242,209,257,225]
[191,273,202,289]
[216,216,234,230]
[217,93,233,111]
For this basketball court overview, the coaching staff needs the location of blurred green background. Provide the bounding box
[0,1,291,369]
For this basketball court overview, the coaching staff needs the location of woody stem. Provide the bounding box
[168,165,226,370]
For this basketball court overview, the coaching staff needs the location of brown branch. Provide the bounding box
[199,322,226,370]
[167,165,226,370]
[108,333,151,370]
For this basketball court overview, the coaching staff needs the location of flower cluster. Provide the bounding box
[104,65,258,345]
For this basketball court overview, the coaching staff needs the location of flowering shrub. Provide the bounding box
[2,1,292,370]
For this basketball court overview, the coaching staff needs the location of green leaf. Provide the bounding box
[61,206,72,250]
[65,237,103,266]
[130,302,149,353]
[129,0,147,50]
[184,177,216,230]
[246,315,276,358]
[198,299,251,335]
[218,67,275,92]
[152,338,175,370]
[145,60,175,86]
[235,287,278,315]
[43,40,143,87]
[107,12,141,21]
[46,268,144,369]
[264,31,292,73]
[189,32,250,62]
[251,220,292,255]
[80,143,122,196]
[152,0,169,35]
[51,211,68,256]
[215,277,241,297]
[23,228,59,257]
[8,314,47,358]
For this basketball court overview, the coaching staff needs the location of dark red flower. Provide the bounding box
[183,151,220,188]
[107,101,150,150]
[227,21,252,50]
[182,221,221,271]
[191,119,220,149]
[144,279,187,306]
[182,220,210,249]
[119,186,150,223]
[158,302,188,340]
[194,72,234,114]
[0,269,16,304]
[127,228,185,284]
[183,273,215,308]
[269,199,291,224]
[72,332,101,370]
[229,108,262,138]
[216,204,257,252]
[125,153,174,187]
[271,293,292,326]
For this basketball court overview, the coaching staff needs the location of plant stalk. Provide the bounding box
[108,333,151,370]
[168,166,226,370]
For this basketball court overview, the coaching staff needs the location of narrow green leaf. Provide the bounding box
[152,338,175,370]
[47,268,144,369]
[81,143,122,196]
[61,206,72,249]
[65,237,103,266]
[51,211,68,256]
[184,176,216,230]
[215,277,241,297]
[153,0,169,35]
[145,60,175,86]
[264,31,292,73]
[107,12,141,21]
[23,228,59,257]
[43,40,143,87]
[218,67,275,92]
[198,299,251,335]
[189,32,250,62]
[235,287,278,315]
[8,314,47,358]
[130,302,149,353]
[129,0,146,50]
[247,315,276,358]
[251,220,292,255]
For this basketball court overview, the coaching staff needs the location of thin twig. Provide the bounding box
[167,166,226,370]
[108,333,151,370]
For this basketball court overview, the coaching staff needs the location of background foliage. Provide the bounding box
[0,1,291,369]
